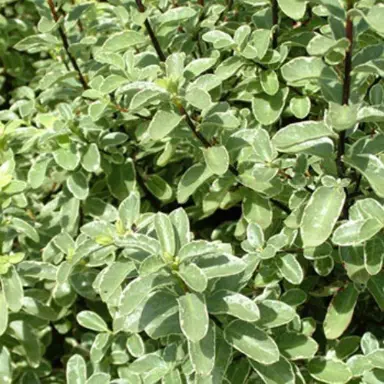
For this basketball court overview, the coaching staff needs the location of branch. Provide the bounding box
[135,0,166,62]
[271,0,279,49]
[336,0,353,179]
[47,0,88,89]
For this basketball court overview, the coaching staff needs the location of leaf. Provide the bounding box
[178,293,209,342]
[252,88,288,125]
[256,300,296,328]
[149,110,183,141]
[260,70,279,96]
[67,171,89,200]
[193,253,247,278]
[66,354,87,384]
[243,190,273,230]
[250,356,295,384]
[345,154,384,198]
[82,143,100,173]
[277,332,318,360]
[86,373,110,384]
[28,157,50,189]
[202,31,235,49]
[281,57,325,84]
[272,121,333,153]
[332,219,383,246]
[365,4,384,36]
[10,217,40,243]
[323,283,359,340]
[102,31,146,52]
[155,212,176,258]
[158,7,197,24]
[0,289,8,336]
[77,311,109,332]
[277,0,307,20]
[329,102,358,132]
[1,266,23,312]
[361,332,380,355]
[202,146,229,175]
[53,145,80,171]
[0,346,12,384]
[188,323,215,375]
[224,319,280,365]
[184,58,217,79]
[107,159,136,200]
[177,163,213,204]
[126,333,145,358]
[290,96,311,119]
[145,175,173,202]
[276,253,304,285]
[207,290,260,322]
[368,349,384,370]
[301,186,346,248]
[367,272,384,311]
[308,358,352,384]
[118,191,140,231]
[178,264,207,292]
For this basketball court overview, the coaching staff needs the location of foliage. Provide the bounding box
[0,0,384,383]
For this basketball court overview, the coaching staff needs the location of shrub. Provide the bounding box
[0,0,384,382]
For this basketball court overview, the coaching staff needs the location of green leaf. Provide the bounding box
[276,253,304,285]
[345,154,384,198]
[118,191,140,231]
[361,332,380,355]
[202,146,229,175]
[9,320,41,368]
[1,266,23,312]
[365,4,384,36]
[28,157,50,189]
[272,121,333,153]
[281,57,325,84]
[277,0,307,20]
[82,143,100,173]
[184,58,217,79]
[193,253,247,278]
[126,333,145,358]
[332,219,383,246]
[207,290,260,322]
[158,7,197,25]
[188,323,215,375]
[86,373,110,384]
[66,354,87,384]
[277,332,318,360]
[260,70,279,96]
[178,264,207,292]
[202,31,235,49]
[107,159,136,200]
[77,310,109,332]
[252,88,288,125]
[324,283,359,340]
[329,102,358,132]
[290,96,311,119]
[53,145,80,171]
[243,190,273,230]
[178,293,209,342]
[149,110,183,141]
[10,217,40,243]
[249,356,295,384]
[224,319,280,364]
[301,186,346,248]
[256,300,296,328]
[0,346,12,384]
[368,350,384,370]
[308,358,352,384]
[177,164,213,204]
[155,212,176,257]
[367,272,384,311]
[67,171,89,200]
[102,31,146,52]
[0,289,8,336]
[145,175,173,202]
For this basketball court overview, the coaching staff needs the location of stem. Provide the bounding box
[136,0,166,62]
[227,0,234,11]
[47,0,88,89]
[337,0,353,179]
[271,0,279,49]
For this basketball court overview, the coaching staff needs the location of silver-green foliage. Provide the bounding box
[0,0,383,383]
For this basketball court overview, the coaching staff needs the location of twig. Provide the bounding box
[135,0,167,62]
[47,0,88,89]
[271,0,279,49]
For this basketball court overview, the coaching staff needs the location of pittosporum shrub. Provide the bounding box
[0,0,384,382]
